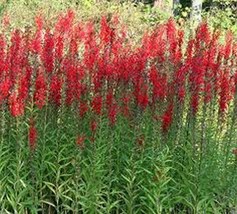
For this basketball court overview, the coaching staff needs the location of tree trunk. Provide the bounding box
[173,0,180,16]
[191,0,202,24]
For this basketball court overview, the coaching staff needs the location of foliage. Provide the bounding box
[0,0,162,39]
[204,0,237,34]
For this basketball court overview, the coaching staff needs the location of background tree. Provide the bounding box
[191,0,202,23]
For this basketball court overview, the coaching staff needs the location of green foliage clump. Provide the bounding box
[0,0,169,38]
[204,0,237,34]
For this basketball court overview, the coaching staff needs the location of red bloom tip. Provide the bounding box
[34,67,47,109]
[8,91,25,117]
[136,135,145,147]
[90,119,97,133]
[79,101,88,118]
[76,135,86,149]
[161,104,173,133]
[28,121,37,151]
[108,104,117,126]
[91,95,103,115]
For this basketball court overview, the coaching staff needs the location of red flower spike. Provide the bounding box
[49,75,62,106]
[31,16,43,54]
[90,119,97,134]
[34,68,47,109]
[136,135,145,147]
[64,59,77,106]
[150,66,167,103]
[9,30,24,80]
[161,104,173,133]
[91,95,103,115]
[195,21,211,45]
[106,89,114,109]
[18,74,30,102]
[83,22,98,70]
[0,78,11,104]
[41,29,54,73]
[0,34,6,75]
[79,101,88,118]
[108,104,117,126]
[55,35,64,61]
[76,135,86,149]
[69,33,78,57]
[55,10,75,35]
[166,19,178,63]
[219,70,232,114]
[99,16,113,45]
[8,91,25,117]
[121,95,130,118]
[191,93,199,115]
[224,31,233,60]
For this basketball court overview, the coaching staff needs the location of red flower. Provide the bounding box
[55,35,64,61]
[41,29,54,73]
[224,31,233,60]
[166,19,178,64]
[195,21,211,46]
[204,82,212,104]
[189,55,205,114]
[161,104,173,133]
[49,75,62,106]
[34,68,47,109]
[83,22,98,70]
[135,78,149,110]
[219,70,231,113]
[18,73,30,102]
[79,100,88,118]
[191,93,199,115]
[64,59,77,106]
[106,89,114,109]
[0,78,11,104]
[90,119,97,134]
[185,39,194,66]
[121,95,130,118]
[8,91,25,117]
[137,90,149,110]
[31,16,43,54]
[76,135,86,149]
[91,95,103,115]
[136,135,145,147]
[28,119,37,151]
[150,66,167,103]
[69,31,79,57]
[55,10,75,35]
[0,34,6,75]
[9,30,24,80]
[108,104,117,126]
[99,16,114,45]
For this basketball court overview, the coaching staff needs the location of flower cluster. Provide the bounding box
[0,11,237,142]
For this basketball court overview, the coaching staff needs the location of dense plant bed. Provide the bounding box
[0,10,237,213]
